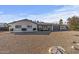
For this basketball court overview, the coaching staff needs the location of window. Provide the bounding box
[33,28,36,31]
[15,25,21,28]
[22,28,27,31]
[27,25,32,28]
[10,28,13,31]
[60,26,65,29]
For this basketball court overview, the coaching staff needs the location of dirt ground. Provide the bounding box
[0,31,79,54]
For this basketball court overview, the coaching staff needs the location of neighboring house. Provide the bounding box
[0,23,9,31]
[59,25,68,31]
[9,19,68,32]
[9,19,37,32]
[37,22,53,31]
[53,24,68,31]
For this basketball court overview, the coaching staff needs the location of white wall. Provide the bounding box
[9,21,37,32]
[52,25,53,31]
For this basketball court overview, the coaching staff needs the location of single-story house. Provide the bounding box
[9,19,68,32]
[53,24,68,31]
[59,25,68,31]
[9,19,37,32]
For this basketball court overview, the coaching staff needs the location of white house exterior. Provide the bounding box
[9,19,37,32]
[9,19,68,32]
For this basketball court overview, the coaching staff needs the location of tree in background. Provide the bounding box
[59,19,63,25]
[67,16,79,30]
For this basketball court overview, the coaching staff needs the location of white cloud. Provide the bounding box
[0,5,79,24]
[0,14,27,23]
[26,5,79,23]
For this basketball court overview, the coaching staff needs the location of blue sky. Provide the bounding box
[0,5,79,23]
[0,5,63,14]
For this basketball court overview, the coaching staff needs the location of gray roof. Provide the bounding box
[8,19,68,26]
[9,19,37,24]
[9,19,53,25]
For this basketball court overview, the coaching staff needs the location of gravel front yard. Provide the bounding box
[0,31,79,54]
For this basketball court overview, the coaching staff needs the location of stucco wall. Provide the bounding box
[9,21,37,32]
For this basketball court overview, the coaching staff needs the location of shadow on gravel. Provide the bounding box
[74,35,79,37]
[12,31,52,35]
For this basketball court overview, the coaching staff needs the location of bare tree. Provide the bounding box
[59,19,63,25]
[67,16,79,30]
